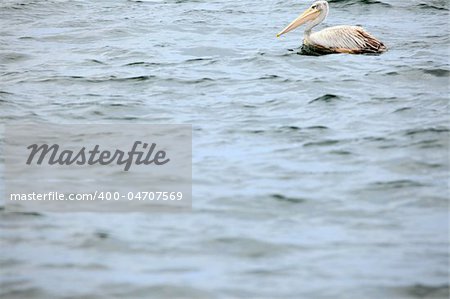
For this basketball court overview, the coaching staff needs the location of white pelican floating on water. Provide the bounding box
[277,0,387,55]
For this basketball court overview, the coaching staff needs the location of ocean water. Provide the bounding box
[0,0,449,298]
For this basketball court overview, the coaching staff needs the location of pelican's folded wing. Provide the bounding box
[309,25,387,54]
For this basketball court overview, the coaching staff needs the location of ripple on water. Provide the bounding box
[308,94,341,104]
[328,0,392,8]
[271,194,306,204]
[422,68,450,77]
[417,3,449,11]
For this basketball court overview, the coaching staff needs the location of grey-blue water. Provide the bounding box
[0,0,449,298]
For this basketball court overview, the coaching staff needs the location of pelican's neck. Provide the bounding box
[304,27,313,38]
[304,21,318,41]
[304,22,317,35]
[304,4,329,37]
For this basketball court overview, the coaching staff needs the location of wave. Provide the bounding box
[423,68,450,77]
[417,3,449,11]
[22,75,217,85]
[328,0,391,7]
[308,94,341,104]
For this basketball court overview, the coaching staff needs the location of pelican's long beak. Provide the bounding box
[277,7,320,37]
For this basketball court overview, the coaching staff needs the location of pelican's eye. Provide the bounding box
[311,4,318,9]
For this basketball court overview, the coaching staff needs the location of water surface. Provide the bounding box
[0,0,449,298]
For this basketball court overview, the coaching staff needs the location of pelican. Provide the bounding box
[277,0,387,55]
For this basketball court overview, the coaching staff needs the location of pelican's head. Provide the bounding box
[277,0,329,37]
